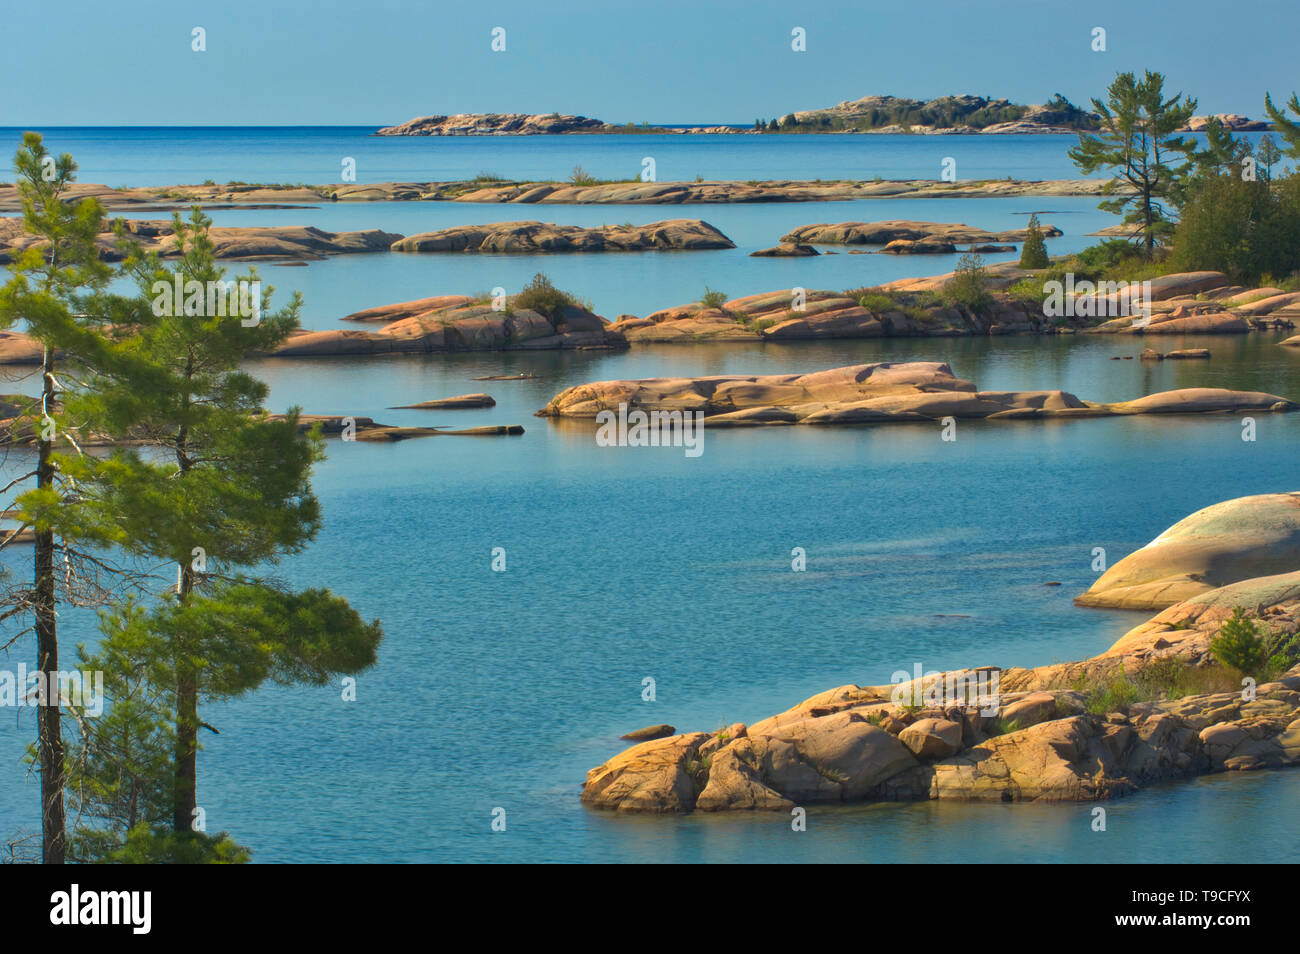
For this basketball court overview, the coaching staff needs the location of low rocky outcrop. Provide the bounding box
[0,408,522,448]
[0,297,627,365]
[1076,493,1300,610]
[1184,114,1269,132]
[0,179,1112,214]
[781,220,1062,247]
[390,219,733,252]
[607,288,1055,343]
[375,113,609,136]
[879,239,958,255]
[389,393,496,409]
[537,361,1296,427]
[270,298,621,357]
[749,243,818,257]
[0,216,400,263]
[583,503,1300,813]
[621,724,677,742]
[285,415,522,441]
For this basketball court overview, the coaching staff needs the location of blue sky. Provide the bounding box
[4,0,1298,125]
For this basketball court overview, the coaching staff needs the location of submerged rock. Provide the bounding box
[620,724,676,742]
[879,238,958,254]
[390,393,496,409]
[749,243,818,257]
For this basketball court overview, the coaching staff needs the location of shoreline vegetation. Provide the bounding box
[583,494,1300,814]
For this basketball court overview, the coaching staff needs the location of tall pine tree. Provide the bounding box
[0,133,114,864]
[1069,71,1199,258]
[63,208,382,853]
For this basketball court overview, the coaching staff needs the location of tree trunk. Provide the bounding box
[35,347,65,864]
[1143,189,1155,259]
[173,562,198,833]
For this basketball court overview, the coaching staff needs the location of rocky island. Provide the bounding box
[0,216,400,264]
[389,219,733,252]
[537,361,1295,427]
[608,270,1296,343]
[371,100,1269,138]
[0,178,1112,215]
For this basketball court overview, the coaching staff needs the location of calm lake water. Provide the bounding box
[0,129,1297,863]
[0,127,1115,185]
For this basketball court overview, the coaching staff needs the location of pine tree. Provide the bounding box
[1019,214,1050,269]
[1189,116,1248,189]
[1069,71,1199,258]
[1210,607,1267,676]
[1264,91,1300,157]
[63,208,382,854]
[0,132,114,864]
[1256,134,1282,185]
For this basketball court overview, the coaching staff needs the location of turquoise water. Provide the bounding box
[0,128,1112,185]
[0,130,1298,863]
[204,195,1112,323]
[4,334,1298,862]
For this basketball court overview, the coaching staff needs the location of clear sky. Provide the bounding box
[4,0,1297,126]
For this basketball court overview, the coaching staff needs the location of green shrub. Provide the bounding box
[1076,239,1146,272]
[1210,607,1300,679]
[1130,656,1238,700]
[855,291,898,312]
[568,165,599,187]
[941,253,994,312]
[1006,277,1049,307]
[700,287,728,309]
[987,717,1023,736]
[1210,608,1269,675]
[1082,671,1142,715]
[1018,214,1050,269]
[512,273,578,320]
